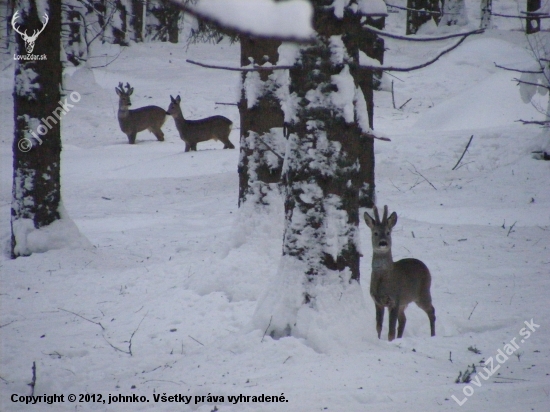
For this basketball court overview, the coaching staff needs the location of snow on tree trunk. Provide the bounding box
[11,0,89,257]
[479,0,492,30]
[440,0,468,27]
[406,0,441,35]
[238,37,285,209]
[252,6,374,351]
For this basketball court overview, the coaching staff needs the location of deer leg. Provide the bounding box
[397,306,407,339]
[388,306,399,341]
[375,303,384,339]
[153,128,164,142]
[417,301,436,337]
[184,142,191,152]
[223,137,235,149]
[127,133,137,144]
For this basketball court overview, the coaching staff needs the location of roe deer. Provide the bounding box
[364,205,436,341]
[166,95,234,152]
[116,82,167,144]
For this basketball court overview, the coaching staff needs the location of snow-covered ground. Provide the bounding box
[1,1,549,411]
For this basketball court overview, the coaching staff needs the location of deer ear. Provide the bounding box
[176,95,181,103]
[170,95,175,103]
[364,211,375,229]
[116,88,121,95]
[387,212,398,229]
[129,87,134,95]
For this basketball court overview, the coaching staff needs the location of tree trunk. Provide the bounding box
[11,0,62,257]
[526,0,541,34]
[131,0,144,42]
[252,3,375,351]
[238,36,284,208]
[480,0,492,30]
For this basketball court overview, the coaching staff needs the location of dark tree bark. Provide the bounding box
[11,0,62,257]
[238,36,284,207]
[526,0,541,34]
[131,0,145,42]
[406,0,441,35]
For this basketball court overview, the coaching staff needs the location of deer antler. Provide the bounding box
[11,11,25,37]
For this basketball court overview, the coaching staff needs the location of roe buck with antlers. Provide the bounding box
[166,95,234,152]
[115,82,167,144]
[364,205,436,341]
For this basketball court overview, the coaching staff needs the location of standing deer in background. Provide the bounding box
[166,95,234,152]
[364,205,436,341]
[116,82,166,144]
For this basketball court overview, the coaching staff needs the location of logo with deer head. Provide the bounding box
[12,10,48,54]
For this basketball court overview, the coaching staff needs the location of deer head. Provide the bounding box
[12,10,49,54]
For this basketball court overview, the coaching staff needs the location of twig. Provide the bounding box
[517,119,550,126]
[215,102,238,106]
[102,335,128,354]
[28,362,36,396]
[58,308,105,331]
[507,221,517,237]
[188,335,205,346]
[408,163,437,190]
[257,138,284,161]
[261,316,273,342]
[102,314,147,356]
[0,320,16,328]
[360,34,478,72]
[187,59,292,72]
[494,63,542,74]
[283,356,292,364]
[468,301,478,320]
[391,80,396,109]
[449,351,453,363]
[362,25,482,41]
[452,135,474,170]
[398,98,412,110]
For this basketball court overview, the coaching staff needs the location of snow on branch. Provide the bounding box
[170,0,315,41]
[186,59,293,71]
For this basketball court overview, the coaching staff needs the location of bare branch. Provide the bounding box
[491,12,550,19]
[517,119,550,126]
[360,34,476,72]
[494,63,542,74]
[452,135,474,171]
[186,59,292,72]
[362,25,484,42]
[513,77,550,90]
[58,308,105,331]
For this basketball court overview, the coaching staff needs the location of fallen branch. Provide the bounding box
[58,308,105,331]
[188,335,205,346]
[452,135,474,170]
[398,97,412,110]
[507,221,517,237]
[517,119,550,126]
[261,316,273,342]
[215,102,238,106]
[468,301,478,320]
[103,314,147,356]
[408,163,437,190]
[28,362,36,396]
